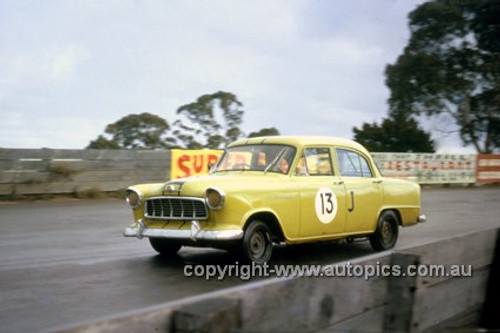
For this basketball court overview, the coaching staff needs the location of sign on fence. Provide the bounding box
[371,153,477,184]
[169,150,480,184]
[170,149,223,180]
[476,155,500,183]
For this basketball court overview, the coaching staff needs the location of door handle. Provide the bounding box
[333,180,344,185]
[373,179,383,184]
[348,191,355,212]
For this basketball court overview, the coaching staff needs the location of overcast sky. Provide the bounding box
[0,0,473,152]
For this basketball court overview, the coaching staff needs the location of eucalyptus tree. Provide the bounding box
[386,0,499,153]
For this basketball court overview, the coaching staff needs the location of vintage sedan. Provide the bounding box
[124,136,426,263]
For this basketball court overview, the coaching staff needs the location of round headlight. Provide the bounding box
[126,188,142,209]
[206,187,225,210]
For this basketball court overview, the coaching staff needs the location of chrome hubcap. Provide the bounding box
[250,231,266,258]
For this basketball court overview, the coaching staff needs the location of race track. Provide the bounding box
[0,187,499,332]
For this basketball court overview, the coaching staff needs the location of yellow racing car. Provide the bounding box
[124,136,425,263]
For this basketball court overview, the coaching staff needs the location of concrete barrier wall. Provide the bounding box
[0,149,171,195]
[54,228,499,333]
[1,148,498,196]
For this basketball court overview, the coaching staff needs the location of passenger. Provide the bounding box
[278,158,289,174]
[295,156,309,176]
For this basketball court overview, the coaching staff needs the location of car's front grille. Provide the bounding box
[145,197,208,220]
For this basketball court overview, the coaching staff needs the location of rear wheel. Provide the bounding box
[369,210,399,251]
[241,221,273,264]
[149,238,181,257]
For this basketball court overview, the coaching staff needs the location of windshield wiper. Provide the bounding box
[264,148,286,173]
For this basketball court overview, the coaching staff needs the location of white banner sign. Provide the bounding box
[371,153,477,184]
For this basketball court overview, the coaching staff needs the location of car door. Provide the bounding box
[293,147,347,238]
[336,148,383,234]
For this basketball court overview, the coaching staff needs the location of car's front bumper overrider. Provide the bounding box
[123,219,243,241]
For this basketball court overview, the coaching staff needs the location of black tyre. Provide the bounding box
[241,221,273,264]
[149,238,181,257]
[369,210,399,251]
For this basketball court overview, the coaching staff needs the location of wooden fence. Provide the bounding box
[0,149,171,196]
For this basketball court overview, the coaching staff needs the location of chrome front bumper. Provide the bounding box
[123,219,244,241]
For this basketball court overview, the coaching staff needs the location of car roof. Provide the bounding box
[228,136,371,155]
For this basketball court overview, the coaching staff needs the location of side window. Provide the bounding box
[296,148,333,176]
[338,150,362,177]
[359,155,373,177]
[337,149,373,178]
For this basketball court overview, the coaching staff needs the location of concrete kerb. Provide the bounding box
[50,228,499,333]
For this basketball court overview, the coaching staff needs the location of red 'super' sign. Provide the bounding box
[170,150,223,179]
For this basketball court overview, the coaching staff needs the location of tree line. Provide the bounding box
[88,0,499,153]
[87,91,280,150]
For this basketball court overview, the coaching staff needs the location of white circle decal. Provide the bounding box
[315,187,338,224]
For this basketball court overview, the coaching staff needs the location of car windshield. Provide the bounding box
[212,144,296,174]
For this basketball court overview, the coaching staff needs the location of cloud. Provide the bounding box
[4,0,472,152]
[2,44,90,86]
[49,44,91,80]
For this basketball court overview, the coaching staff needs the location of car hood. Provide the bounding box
[162,172,286,197]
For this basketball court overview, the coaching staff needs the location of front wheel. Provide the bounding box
[149,238,181,257]
[369,210,399,251]
[241,221,273,264]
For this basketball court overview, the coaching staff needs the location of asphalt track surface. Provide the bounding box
[0,187,499,332]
